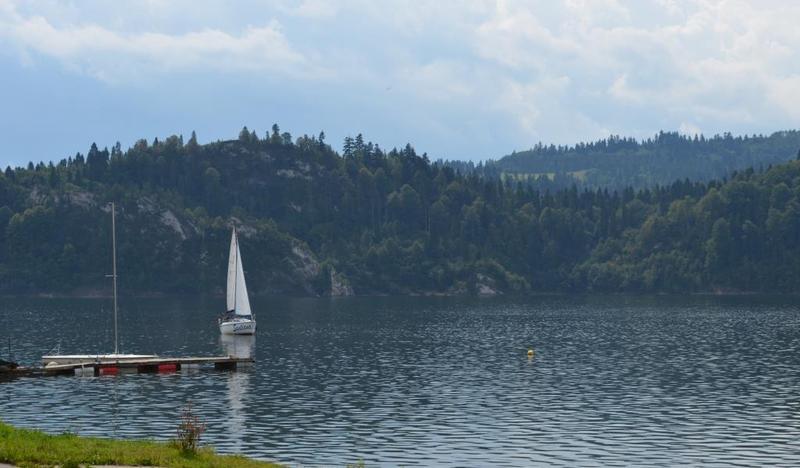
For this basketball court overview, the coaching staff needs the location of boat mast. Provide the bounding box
[233,228,238,315]
[111,202,119,355]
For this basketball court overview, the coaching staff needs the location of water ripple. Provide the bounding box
[2,295,800,466]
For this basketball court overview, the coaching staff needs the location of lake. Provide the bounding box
[1,295,800,466]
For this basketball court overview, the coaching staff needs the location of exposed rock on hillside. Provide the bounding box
[475,273,500,296]
[160,209,186,240]
[289,243,321,280]
[330,268,354,296]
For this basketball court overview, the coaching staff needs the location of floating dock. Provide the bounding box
[1,355,254,379]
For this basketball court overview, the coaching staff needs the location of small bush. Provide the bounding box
[175,402,207,453]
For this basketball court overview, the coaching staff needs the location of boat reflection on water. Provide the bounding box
[220,334,256,360]
[225,371,250,451]
[221,335,254,451]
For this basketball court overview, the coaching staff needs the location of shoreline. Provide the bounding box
[0,290,797,299]
[0,421,280,467]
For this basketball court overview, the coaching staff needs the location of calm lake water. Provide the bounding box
[1,295,800,466]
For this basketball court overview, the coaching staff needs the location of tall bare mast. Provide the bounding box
[111,202,118,355]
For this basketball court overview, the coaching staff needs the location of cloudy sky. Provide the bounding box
[1,0,799,166]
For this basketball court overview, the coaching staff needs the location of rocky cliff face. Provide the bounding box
[282,242,323,295]
[475,273,500,296]
[330,267,355,296]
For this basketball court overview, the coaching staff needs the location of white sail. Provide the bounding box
[226,228,252,317]
[226,229,238,312]
[234,238,252,316]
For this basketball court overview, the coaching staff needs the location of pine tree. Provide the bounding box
[343,136,354,158]
[187,131,199,152]
[271,124,281,144]
[239,126,251,142]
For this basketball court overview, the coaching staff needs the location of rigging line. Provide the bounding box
[112,202,118,355]
[233,228,238,314]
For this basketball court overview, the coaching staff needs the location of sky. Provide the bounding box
[1,0,799,167]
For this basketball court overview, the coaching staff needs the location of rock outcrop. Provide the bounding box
[330,267,355,296]
[475,273,501,296]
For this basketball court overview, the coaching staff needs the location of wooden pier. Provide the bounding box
[0,355,254,379]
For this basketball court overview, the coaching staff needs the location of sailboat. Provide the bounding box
[218,228,256,335]
[42,203,156,366]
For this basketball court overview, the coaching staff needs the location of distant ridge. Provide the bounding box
[446,131,800,190]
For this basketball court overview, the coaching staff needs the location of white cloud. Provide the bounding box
[608,74,643,104]
[563,0,632,27]
[679,121,701,136]
[474,4,579,71]
[494,75,572,134]
[767,75,800,121]
[281,0,339,19]
[2,0,800,160]
[0,2,325,83]
[464,0,800,140]
[399,60,477,101]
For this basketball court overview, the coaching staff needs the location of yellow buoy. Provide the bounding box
[527,349,534,358]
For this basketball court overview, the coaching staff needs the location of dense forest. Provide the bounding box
[448,131,800,190]
[1,126,800,296]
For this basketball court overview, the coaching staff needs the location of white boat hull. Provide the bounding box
[219,318,256,335]
[41,353,158,367]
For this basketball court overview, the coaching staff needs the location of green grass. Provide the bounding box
[501,171,556,182]
[0,420,282,467]
[568,169,590,181]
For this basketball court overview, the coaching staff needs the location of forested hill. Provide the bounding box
[453,131,800,191]
[2,126,800,296]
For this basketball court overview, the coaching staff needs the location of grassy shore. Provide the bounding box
[0,421,281,467]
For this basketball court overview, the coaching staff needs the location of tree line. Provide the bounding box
[1,126,799,295]
[448,130,800,191]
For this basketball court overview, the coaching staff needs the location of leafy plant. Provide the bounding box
[175,402,207,453]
